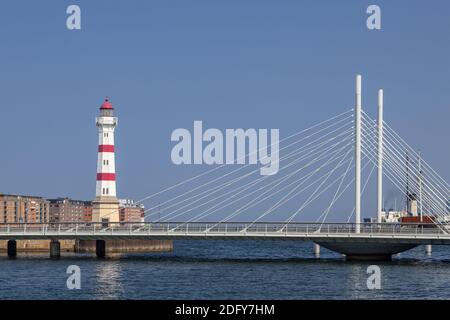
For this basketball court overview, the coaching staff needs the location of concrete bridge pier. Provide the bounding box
[50,240,61,258]
[7,240,16,258]
[313,243,320,257]
[96,240,106,258]
[425,244,432,255]
[317,241,418,261]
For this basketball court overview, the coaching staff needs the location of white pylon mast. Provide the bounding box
[377,89,384,223]
[355,75,362,233]
[419,151,423,222]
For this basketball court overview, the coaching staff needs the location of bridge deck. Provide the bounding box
[0,222,449,245]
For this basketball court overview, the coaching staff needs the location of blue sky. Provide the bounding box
[0,1,448,220]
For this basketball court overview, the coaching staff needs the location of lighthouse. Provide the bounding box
[92,98,120,223]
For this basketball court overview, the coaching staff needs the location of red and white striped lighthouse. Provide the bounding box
[92,98,120,223]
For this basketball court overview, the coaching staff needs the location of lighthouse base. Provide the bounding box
[92,196,120,223]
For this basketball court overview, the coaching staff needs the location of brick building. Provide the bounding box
[119,199,145,222]
[83,205,93,222]
[48,198,92,223]
[0,194,50,223]
[0,194,144,224]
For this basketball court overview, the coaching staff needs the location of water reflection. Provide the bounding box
[94,259,124,299]
[346,264,365,299]
[1,242,450,299]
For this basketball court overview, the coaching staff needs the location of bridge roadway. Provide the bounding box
[1,222,449,245]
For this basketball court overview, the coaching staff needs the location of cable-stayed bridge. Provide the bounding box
[1,75,449,260]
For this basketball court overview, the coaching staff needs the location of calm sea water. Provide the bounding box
[0,240,450,300]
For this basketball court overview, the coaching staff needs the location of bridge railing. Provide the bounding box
[0,222,446,237]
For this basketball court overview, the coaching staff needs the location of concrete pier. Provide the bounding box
[76,239,173,256]
[317,241,418,261]
[313,243,320,257]
[7,240,16,258]
[50,240,61,258]
[425,244,432,255]
[96,240,106,258]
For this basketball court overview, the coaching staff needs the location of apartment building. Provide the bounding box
[49,198,92,223]
[0,194,50,223]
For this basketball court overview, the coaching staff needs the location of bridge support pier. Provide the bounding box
[7,240,17,258]
[425,244,432,255]
[96,240,106,258]
[317,241,417,261]
[313,243,320,257]
[50,240,61,258]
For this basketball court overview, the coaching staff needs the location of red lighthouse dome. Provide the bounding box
[100,97,114,110]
